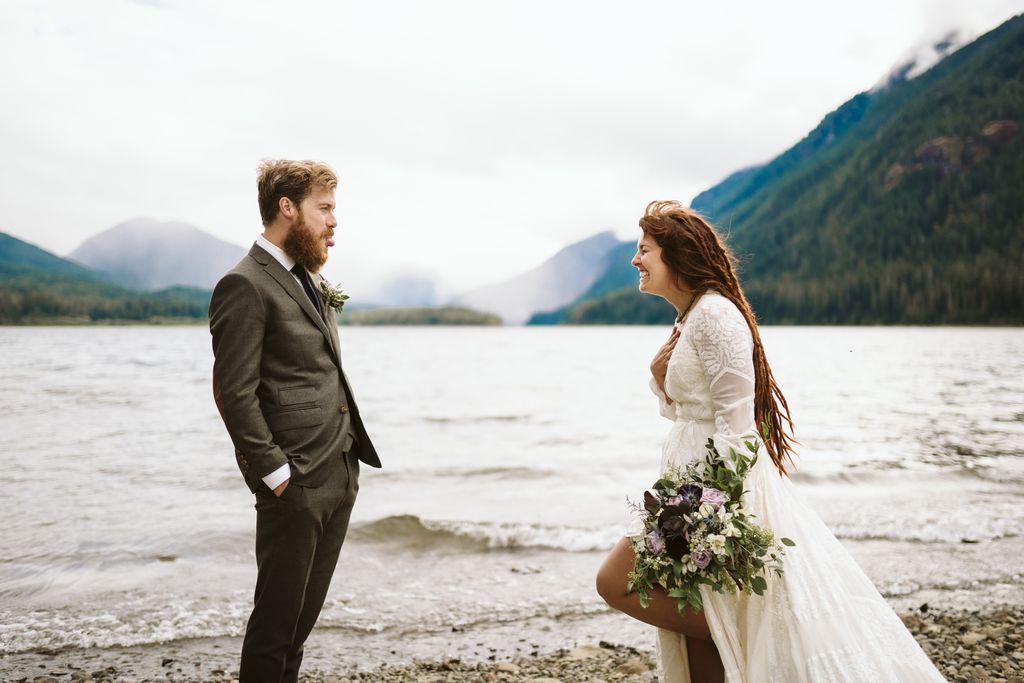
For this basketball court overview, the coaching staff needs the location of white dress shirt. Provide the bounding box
[254,234,308,491]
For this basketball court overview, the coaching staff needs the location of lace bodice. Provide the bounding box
[649,292,758,462]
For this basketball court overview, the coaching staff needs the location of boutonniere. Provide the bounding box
[318,280,350,312]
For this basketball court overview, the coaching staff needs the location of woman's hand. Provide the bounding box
[651,326,680,398]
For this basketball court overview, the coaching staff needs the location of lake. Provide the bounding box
[1,325,1022,672]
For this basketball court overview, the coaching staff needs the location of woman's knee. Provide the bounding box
[597,538,635,604]
[595,559,627,606]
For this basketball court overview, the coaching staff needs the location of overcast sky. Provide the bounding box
[2,0,1022,296]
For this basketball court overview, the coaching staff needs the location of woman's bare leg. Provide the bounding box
[596,537,711,636]
[597,537,724,682]
[686,636,725,683]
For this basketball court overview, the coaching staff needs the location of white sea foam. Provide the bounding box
[350,514,618,552]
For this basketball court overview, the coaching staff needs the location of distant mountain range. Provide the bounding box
[58,218,630,321]
[0,226,509,324]
[70,218,247,290]
[450,231,625,324]
[0,232,209,323]
[541,13,1024,325]
[5,15,1021,326]
[364,273,448,309]
[0,231,106,281]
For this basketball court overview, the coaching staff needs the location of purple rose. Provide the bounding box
[645,529,666,555]
[700,487,727,509]
[693,550,712,569]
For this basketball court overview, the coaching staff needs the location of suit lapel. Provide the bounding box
[248,244,339,366]
[314,272,343,366]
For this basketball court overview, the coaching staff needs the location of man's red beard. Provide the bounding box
[283,210,331,272]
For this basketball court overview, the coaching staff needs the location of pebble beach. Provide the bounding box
[9,607,1023,683]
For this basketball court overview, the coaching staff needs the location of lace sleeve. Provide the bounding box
[687,296,759,460]
[649,377,677,420]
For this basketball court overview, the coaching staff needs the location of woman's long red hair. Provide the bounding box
[640,200,797,475]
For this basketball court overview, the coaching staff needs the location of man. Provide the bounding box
[209,159,381,682]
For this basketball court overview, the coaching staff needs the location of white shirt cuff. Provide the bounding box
[262,463,291,490]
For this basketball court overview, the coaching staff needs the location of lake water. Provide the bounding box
[1,325,1022,672]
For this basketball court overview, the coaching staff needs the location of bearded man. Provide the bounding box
[209,159,381,683]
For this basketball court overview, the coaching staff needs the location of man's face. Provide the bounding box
[283,186,337,272]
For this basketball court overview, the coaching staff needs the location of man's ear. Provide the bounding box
[279,196,296,219]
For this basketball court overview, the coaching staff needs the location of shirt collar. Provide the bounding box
[256,234,298,273]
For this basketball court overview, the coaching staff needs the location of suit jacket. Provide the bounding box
[209,243,381,493]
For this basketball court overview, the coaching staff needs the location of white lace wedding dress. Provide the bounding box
[645,292,945,682]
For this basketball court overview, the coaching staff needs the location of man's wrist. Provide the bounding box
[261,462,291,490]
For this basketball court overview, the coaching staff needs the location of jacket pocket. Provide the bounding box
[266,406,323,432]
[279,385,318,406]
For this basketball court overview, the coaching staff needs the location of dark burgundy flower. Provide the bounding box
[678,484,703,510]
[664,529,691,560]
[659,510,683,532]
[657,506,692,560]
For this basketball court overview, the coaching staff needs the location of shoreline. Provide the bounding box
[5,607,1022,682]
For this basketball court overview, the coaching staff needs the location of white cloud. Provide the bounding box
[1,0,1021,292]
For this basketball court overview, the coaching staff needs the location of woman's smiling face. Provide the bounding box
[632,232,674,297]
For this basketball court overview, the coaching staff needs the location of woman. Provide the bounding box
[595,201,945,683]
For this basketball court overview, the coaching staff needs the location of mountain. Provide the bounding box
[451,231,624,324]
[69,218,246,290]
[0,232,209,323]
[362,272,447,308]
[0,232,110,281]
[527,241,638,323]
[554,14,1024,325]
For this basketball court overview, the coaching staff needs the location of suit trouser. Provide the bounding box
[239,451,360,683]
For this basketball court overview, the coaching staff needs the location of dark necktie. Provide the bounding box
[290,264,325,319]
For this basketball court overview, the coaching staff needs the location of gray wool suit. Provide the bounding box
[209,242,380,683]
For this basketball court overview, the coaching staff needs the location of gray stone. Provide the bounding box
[962,632,988,646]
[614,659,649,675]
[566,645,606,660]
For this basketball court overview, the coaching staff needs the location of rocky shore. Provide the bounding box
[11,608,1023,683]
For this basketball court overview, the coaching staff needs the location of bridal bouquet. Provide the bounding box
[628,437,793,612]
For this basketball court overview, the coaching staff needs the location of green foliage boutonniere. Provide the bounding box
[318,280,350,312]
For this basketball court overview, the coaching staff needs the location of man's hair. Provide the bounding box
[257,159,338,226]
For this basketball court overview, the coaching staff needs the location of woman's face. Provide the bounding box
[632,232,677,297]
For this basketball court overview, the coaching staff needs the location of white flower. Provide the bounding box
[723,521,742,538]
[707,534,727,555]
[699,503,715,518]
